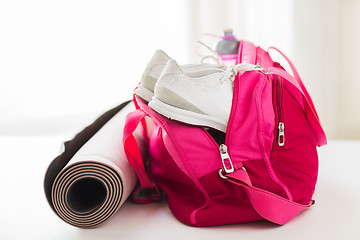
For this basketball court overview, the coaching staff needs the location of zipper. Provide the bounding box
[201,44,259,178]
[276,75,285,147]
[201,129,235,178]
[219,144,234,174]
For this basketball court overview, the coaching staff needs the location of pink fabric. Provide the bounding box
[123,109,161,203]
[137,97,222,179]
[240,41,256,64]
[226,171,311,225]
[123,110,152,188]
[230,43,293,200]
[148,124,207,225]
[271,85,319,204]
[266,67,326,146]
[269,47,320,119]
[227,72,265,161]
[123,40,326,226]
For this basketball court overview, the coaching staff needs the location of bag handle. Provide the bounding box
[268,47,319,119]
[265,66,327,146]
[123,109,161,203]
[242,43,322,127]
[224,169,312,225]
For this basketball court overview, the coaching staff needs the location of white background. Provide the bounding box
[1,0,360,139]
[0,0,189,136]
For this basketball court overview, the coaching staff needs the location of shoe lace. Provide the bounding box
[196,40,225,67]
[220,63,268,84]
[195,38,268,82]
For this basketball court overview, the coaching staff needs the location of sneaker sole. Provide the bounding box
[134,85,154,102]
[149,97,227,132]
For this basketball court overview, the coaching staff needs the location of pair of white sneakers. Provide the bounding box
[134,50,263,133]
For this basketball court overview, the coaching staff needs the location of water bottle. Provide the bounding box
[215,29,240,66]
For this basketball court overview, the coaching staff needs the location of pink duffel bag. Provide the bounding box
[123,41,327,226]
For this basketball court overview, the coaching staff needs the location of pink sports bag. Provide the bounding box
[123,41,327,226]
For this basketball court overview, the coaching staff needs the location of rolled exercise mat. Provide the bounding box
[44,101,146,228]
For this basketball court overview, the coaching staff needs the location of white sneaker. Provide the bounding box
[148,59,264,132]
[134,50,225,102]
[148,59,232,132]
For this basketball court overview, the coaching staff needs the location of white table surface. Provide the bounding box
[0,135,359,240]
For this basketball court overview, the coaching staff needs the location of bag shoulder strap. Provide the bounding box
[123,108,161,203]
[225,170,312,225]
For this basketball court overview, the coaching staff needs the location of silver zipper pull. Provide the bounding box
[278,122,285,146]
[219,144,234,174]
[255,63,269,75]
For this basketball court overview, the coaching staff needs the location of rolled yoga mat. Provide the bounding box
[44,101,145,228]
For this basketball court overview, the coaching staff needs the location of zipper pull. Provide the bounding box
[219,144,234,174]
[278,122,285,146]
